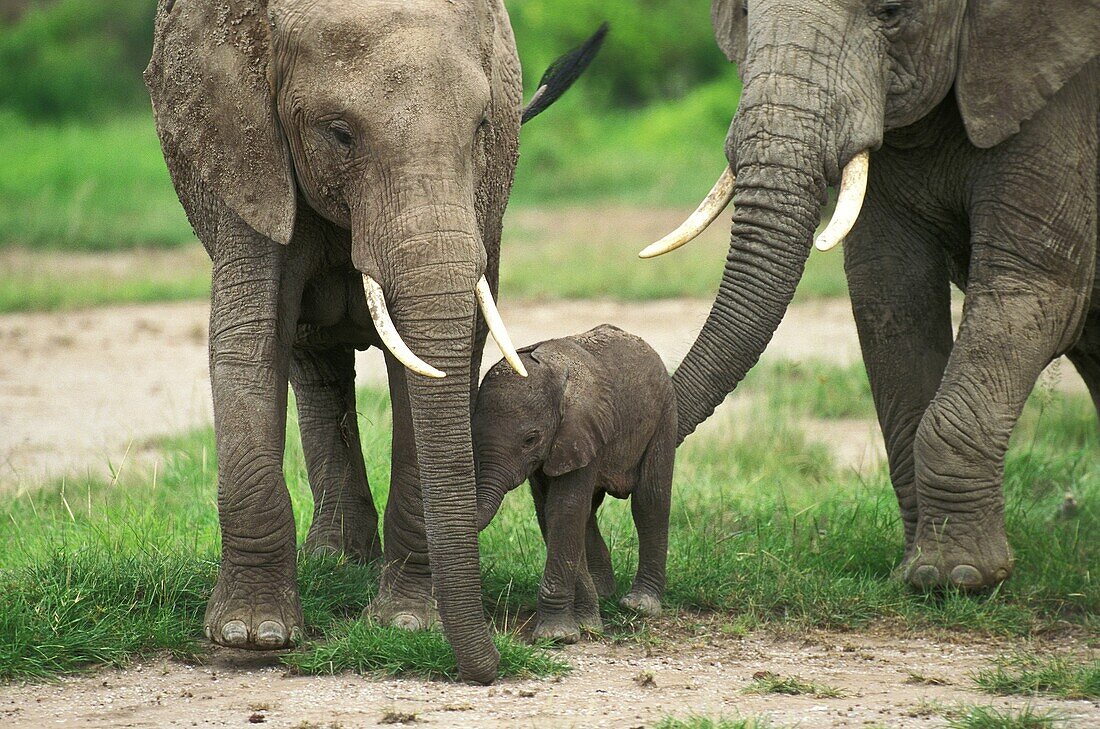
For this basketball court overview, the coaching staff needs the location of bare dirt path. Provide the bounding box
[2,624,1096,728]
[0,297,1084,491]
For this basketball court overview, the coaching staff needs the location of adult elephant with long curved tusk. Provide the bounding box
[145,0,603,684]
[643,0,1099,591]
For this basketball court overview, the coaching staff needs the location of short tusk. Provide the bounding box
[639,166,736,259]
[814,150,870,252]
[363,276,446,379]
[475,277,528,378]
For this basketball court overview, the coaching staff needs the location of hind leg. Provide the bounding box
[1067,311,1100,419]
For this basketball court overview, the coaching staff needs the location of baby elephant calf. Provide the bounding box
[473,324,676,643]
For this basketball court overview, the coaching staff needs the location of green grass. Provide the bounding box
[1,369,1096,682]
[972,655,1100,700]
[655,717,779,729]
[744,671,845,698]
[741,360,873,420]
[943,704,1066,729]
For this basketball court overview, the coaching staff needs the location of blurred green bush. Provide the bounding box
[0,0,728,119]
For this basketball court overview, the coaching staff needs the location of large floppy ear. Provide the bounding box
[955,0,1100,149]
[144,0,296,245]
[712,0,748,66]
[543,343,615,478]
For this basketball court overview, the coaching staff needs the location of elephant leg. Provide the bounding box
[203,224,302,650]
[906,252,1091,590]
[620,422,673,618]
[1067,310,1100,420]
[844,217,953,566]
[371,354,436,630]
[292,345,382,564]
[532,468,593,644]
[585,490,616,599]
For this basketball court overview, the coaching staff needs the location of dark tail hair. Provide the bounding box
[520,22,609,124]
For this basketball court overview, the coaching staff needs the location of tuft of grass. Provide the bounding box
[284,620,568,680]
[654,717,779,729]
[943,704,1066,729]
[741,360,874,420]
[745,671,845,698]
[972,655,1100,700]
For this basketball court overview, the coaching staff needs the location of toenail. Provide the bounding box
[221,620,248,645]
[949,564,983,588]
[909,565,941,588]
[392,613,423,631]
[256,620,287,647]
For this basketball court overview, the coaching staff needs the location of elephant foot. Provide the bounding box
[204,570,303,650]
[619,590,662,617]
[904,522,1013,591]
[532,613,581,644]
[303,521,382,565]
[575,605,604,636]
[369,591,438,631]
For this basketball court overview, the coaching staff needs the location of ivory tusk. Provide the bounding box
[639,166,736,259]
[363,276,446,379]
[814,150,870,252]
[475,276,528,378]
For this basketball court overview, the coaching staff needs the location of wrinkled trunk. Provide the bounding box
[474,462,515,531]
[672,83,829,442]
[397,258,498,684]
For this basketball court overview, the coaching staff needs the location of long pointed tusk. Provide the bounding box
[363,275,446,379]
[475,276,528,378]
[814,150,870,252]
[639,166,736,259]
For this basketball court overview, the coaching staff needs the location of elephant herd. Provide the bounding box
[143,0,1099,683]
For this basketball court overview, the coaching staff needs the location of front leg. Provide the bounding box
[531,469,595,644]
[585,490,617,599]
[204,221,302,649]
[843,199,954,567]
[292,344,381,564]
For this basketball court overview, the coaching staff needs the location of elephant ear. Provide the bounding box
[955,0,1100,149]
[542,342,615,478]
[144,0,296,245]
[712,0,747,65]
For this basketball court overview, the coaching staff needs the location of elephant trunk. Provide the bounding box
[395,256,499,685]
[672,82,832,442]
[474,458,516,531]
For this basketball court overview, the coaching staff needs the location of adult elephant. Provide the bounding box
[643,1,1098,591]
[145,0,601,684]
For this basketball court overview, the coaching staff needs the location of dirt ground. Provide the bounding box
[0,297,1094,727]
[1,624,1096,728]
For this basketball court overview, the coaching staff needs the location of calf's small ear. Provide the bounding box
[544,357,614,478]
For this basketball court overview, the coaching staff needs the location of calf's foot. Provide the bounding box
[619,589,662,617]
[532,612,581,644]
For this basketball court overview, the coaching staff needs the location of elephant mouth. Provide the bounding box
[361,274,527,379]
[638,149,871,259]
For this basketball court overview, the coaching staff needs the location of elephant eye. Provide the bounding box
[523,431,540,447]
[328,120,354,147]
[875,0,908,23]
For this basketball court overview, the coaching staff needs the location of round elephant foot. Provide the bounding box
[619,590,662,617]
[589,567,617,600]
[532,613,581,644]
[904,528,1014,591]
[204,572,304,650]
[575,606,604,636]
[302,525,382,565]
[369,593,438,631]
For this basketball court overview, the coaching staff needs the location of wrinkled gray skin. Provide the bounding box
[472,325,676,643]
[674,0,1099,591]
[145,0,527,683]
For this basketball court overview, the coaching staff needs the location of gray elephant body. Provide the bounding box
[146,0,527,683]
[473,325,676,643]
[667,0,1099,591]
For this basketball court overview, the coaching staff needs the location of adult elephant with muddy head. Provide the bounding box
[644,0,1099,590]
[145,0,602,683]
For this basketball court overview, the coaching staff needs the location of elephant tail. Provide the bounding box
[521,22,609,124]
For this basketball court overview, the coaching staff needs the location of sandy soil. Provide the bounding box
[2,624,1096,728]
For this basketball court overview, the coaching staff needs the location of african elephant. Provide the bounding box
[145,0,601,683]
[472,325,676,643]
[642,0,1099,590]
